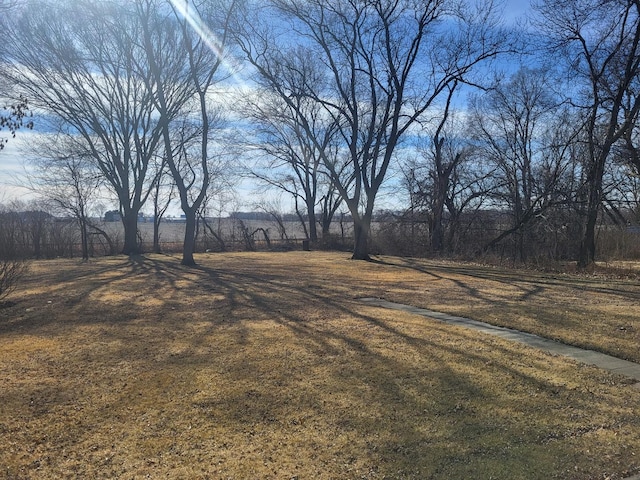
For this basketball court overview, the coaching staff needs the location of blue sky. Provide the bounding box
[503,0,530,22]
[0,0,533,213]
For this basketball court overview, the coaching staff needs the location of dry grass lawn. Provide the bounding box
[1,251,639,479]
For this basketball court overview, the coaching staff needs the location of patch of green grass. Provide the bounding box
[0,252,639,479]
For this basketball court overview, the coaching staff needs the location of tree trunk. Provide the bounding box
[577,155,605,269]
[578,203,599,269]
[182,210,197,266]
[431,199,444,253]
[80,218,89,261]
[153,218,162,254]
[121,212,141,255]
[351,216,372,261]
[430,137,447,254]
[321,218,331,241]
[307,200,318,243]
[430,173,446,253]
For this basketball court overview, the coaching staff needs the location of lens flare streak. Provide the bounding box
[167,0,243,81]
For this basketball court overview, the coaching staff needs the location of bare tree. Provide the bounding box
[403,123,497,257]
[140,0,236,266]
[0,0,30,151]
[0,202,28,303]
[2,0,165,255]
[316,176,344,243]
[239,90,344,243]
[26,132,106,260]
[409,83,477,254]
[534,0,640,268]
[468,67,572,261]
[0,257,27,303]
[149,155,175,254]
[618,65,640,187]
[236,0,512,260]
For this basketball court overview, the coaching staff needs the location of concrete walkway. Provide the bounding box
[359,297,640,384]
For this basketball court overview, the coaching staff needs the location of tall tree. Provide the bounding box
[404,115,497,257]
[0,0,29,150]
[236,0,512,260]
[534,0,640,268]
[618,61,640,182]
[2,0,164,255]
[149,155,175,254]
[468,67,570,261]
[238,89,345,243]
[26,133,104,260]
[413,83,473,253]
[140,0,236,266]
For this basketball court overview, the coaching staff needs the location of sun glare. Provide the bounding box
[167,0,245,86]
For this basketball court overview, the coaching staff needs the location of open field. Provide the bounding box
[1,251,639,479]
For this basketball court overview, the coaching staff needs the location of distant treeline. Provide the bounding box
[1,204,639,265]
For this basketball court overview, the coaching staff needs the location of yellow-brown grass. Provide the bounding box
[1,252,639,479]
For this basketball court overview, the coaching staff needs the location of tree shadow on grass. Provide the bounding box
[131,255,629,478]
[0,300,17,309]
[1,253,638,479]
[382,255,640,301]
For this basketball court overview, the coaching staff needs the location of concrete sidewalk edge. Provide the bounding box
[359,297,640,382]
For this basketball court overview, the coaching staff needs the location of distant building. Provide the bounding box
[104,210,121,222]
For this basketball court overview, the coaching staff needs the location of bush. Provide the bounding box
[0,258,28,302]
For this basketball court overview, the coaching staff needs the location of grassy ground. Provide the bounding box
[1,251,639,479]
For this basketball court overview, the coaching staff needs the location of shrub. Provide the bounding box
[0,258,27,302]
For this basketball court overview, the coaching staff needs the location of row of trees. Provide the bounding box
[0,201,318,260]
[2,0,236,264]
[1,0,639,267]
[399,65,640,263]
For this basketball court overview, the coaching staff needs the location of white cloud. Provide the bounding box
[0,130,36,204]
